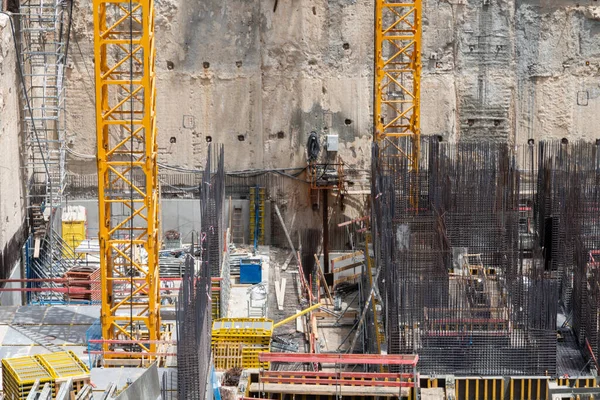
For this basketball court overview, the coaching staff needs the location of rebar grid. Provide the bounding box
[373,138,557,375]
[176,254,211,400]
[541,141,600,366]
[176,144,224,399]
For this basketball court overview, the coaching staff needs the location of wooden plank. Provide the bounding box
[281,252,294,271]
[295,309,303,333]
[274,204,297,257]
[34,238,41,258]
[334,273,361,285]
[330,251,363,263]
[274,278,286,311]
[314,255,334,305]
[279,278,286,309]
[313,311,358,319]
[333,261,364,274]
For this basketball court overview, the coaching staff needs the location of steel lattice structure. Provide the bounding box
[374,0,422,207]
[93,0,160,364]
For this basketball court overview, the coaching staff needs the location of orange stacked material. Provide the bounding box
[63,266,100,302]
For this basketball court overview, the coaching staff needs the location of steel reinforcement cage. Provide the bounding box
[176,144,224,400]
[372,137,558,375]
[543,141,600,368]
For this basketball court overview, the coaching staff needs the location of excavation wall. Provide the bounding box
[62,0,600,175]
[0,14,26,305]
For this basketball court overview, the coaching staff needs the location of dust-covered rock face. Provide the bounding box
[0,14,27,300]
[63,1,374,176]
[515,3,600,142]
[59,0,600,175]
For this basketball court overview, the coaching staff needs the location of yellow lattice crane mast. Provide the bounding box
[374,0,422,208]
[93,0,160,365]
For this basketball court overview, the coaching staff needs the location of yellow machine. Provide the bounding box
[374,0,422,207]
[61,206,86,257]
[93,0,160,365]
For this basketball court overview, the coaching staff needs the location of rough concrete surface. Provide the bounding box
[0,14,24,244]
[65,0,374,176]
[60,0,600,170]
[0,13,26,298]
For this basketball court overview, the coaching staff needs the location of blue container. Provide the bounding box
[240,259,262,284]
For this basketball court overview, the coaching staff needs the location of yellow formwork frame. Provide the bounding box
[374,0,422,207]
[93,0,160,363]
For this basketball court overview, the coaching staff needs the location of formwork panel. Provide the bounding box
[2,356,54,400]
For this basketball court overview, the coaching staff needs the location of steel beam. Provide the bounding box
[259,352,419,365]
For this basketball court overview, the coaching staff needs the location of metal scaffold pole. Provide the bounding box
[19,0,70,303]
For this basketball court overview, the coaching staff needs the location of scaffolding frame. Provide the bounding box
[20,0,67,211]
[19,0,70,304]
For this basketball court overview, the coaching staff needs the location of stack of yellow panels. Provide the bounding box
[249,187,266,245]
[1,352,90,400]
[211,280,221,319]
[2,355,54,400]
[212,318,273,371]
[36,351,90,393]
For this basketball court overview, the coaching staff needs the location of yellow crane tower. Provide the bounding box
[93,0,160,365]
[374,0,422,208]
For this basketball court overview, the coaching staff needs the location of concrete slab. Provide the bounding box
[13,305,48,324]
[227,246,270,319]
[0,306,18,323]
[421,388,446,400]
[1,326,38,344]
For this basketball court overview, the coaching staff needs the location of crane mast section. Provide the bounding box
[93,0,160,363]
[374,0,422,174]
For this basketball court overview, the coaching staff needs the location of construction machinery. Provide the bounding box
[93,0,161,365]
[374,0,422,208]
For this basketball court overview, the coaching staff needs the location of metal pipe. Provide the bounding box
[273,303,322,329]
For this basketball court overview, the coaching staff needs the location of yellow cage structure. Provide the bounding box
[212,318,273,371]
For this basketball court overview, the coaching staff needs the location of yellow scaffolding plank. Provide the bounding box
[2,352,90,400]
[36,351,90,379]
[212,318,273,371]
[2,356,52,386]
